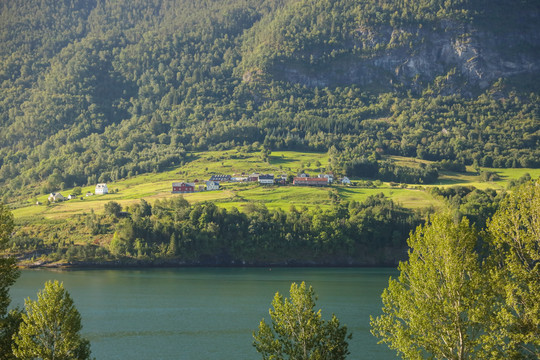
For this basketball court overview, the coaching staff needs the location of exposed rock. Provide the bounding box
[257,12,540,94]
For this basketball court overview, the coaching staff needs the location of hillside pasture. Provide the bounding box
[11,151,540,222]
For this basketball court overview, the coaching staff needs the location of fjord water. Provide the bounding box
[11,268,396,359]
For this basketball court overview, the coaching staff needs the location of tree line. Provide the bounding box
[104,194,420,265]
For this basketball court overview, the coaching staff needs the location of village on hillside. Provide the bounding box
[46,173,353,202]
[171,172,351,193]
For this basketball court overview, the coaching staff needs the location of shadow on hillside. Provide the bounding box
[268,155,295,165]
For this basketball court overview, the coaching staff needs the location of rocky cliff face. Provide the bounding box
[252,8,540,94]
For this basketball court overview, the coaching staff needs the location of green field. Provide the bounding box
[12,151,540,221]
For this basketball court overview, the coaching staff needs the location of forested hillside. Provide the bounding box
[0,0,539,201]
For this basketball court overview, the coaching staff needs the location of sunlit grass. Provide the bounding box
[235,185,331,204]
[336,186,443,209]
[12,151,540,222]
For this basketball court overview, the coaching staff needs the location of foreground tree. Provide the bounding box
[0,203,21,359]
[254,281,351,360]
[0,203,18,316]
[485,181,540,358]
[12,281,91,360]
[370,213,489,360]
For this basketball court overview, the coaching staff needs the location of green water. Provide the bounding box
[10,268,397,359]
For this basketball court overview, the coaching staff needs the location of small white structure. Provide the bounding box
[206,181,220,191]
[48,193,65,202]
[67,194,77,200]
[341,176,351,185]
[95,183,108,195]
[231,176,247,182]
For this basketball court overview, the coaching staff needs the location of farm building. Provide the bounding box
[293,177,329,186]
[172,182,195,193]
[48,193,65,202]
[248,173,259,182]
[259,174,275,185]
[209,175,231,182]
[206,181,220,191]
[95,183,108,195]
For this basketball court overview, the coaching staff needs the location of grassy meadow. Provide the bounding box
[11,150,540,222]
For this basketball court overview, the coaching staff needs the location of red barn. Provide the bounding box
[172,182,195,193]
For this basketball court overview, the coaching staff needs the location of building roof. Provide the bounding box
[48,192,65,200]
[293,177,328,183]
[209,175,231,181]
[259,174,275,180]
[172,182,195,187]
[96,183,107,188]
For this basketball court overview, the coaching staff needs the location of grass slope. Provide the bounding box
[12,151,540,222]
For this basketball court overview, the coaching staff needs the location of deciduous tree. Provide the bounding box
[104,201,122,217]
[254,281,351,360]
[485,181,540,358]
[370,213,489,360]
[12,281,91,360]
[0,203,20,360]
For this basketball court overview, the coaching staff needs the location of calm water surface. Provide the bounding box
[10,268,397,359]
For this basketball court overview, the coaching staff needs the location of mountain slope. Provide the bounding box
[239,0,540,91]
[0,0,539,202]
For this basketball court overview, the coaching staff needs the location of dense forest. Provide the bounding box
[0,0,539,202]
[8,194,421,266]
[9,171,524,266]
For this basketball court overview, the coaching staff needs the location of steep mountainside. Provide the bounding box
[239,0,540,91]
[0,0,538,201]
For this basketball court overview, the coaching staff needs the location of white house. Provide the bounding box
[67,194,78,200]
[206,181,220,191]
[48,193,65,202]
[341,176,351,185]
[95,183,108,195]
[317,173,334,183]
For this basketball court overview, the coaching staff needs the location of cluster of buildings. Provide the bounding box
[46,173,353,202]
[47,183,109,203]
[171,173,351,194]
[171,173,289,194]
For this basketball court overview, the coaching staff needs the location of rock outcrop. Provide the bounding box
[244,7,540,94]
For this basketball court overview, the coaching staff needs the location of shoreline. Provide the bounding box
[18,259,398,270]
